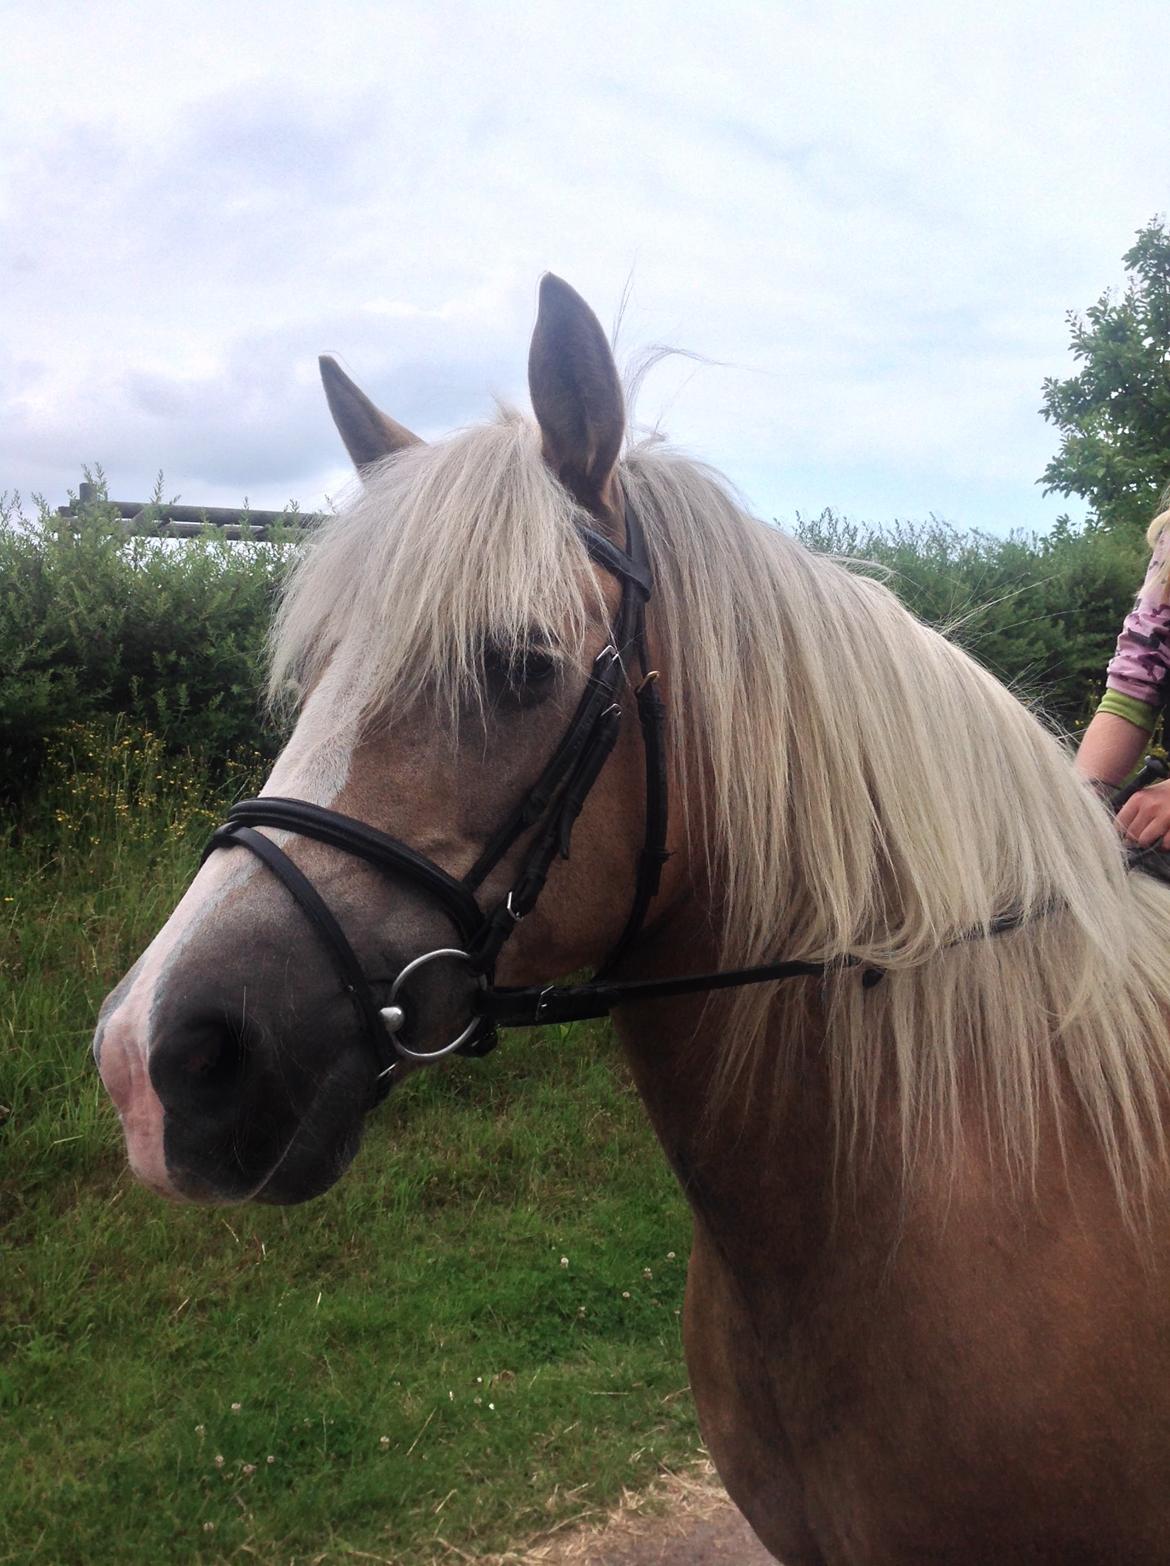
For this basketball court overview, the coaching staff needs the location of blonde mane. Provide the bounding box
[273,412,1170,1200]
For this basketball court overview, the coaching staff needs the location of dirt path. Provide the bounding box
[476,1463,777,1565]
[524,1502,776,1564]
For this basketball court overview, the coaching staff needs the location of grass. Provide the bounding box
[1,723,699,1565]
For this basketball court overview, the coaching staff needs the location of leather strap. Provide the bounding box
[481,903,1049,1028]
[211,797,483,943]
[463,642,624,890]
[207,822,398,1089]
[580,528,652,599]
[598,673,670,975]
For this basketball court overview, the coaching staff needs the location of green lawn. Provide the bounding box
[1,728,698,1564]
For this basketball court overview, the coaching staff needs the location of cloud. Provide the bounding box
[4,0,1170,531]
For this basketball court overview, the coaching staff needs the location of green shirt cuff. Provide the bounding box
[1097,690,1159,733]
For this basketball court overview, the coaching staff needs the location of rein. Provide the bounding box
[201,499,1151,1097]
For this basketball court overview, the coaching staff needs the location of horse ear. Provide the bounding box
[318,356,422,470]
[528,274,625,515]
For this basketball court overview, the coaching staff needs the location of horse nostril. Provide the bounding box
[188,1032,245,1084]
[150,1015,253,1110]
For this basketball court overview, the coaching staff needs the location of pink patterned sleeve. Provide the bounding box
[1104,531,1170,709]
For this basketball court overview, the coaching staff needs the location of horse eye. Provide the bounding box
[519,646,557,684]
[482,639,557,692]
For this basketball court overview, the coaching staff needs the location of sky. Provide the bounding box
[3,0,1169,535]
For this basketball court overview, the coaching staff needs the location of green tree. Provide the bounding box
[1040,218,1170,531]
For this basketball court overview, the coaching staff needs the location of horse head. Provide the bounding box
[93,276,673,1205]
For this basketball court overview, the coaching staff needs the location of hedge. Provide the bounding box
[0,480,299,801]
[792,510,1147,732]
[0,479,1150,804]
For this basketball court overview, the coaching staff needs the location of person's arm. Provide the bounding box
[1076,528,1170,787]
[1077,700,1170,848]
[1075,707,1154,787]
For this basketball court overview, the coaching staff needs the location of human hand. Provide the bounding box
[1116,778,1170,849]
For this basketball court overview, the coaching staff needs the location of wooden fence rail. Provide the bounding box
[57,482,322,540]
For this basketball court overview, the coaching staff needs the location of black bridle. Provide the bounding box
[203,501,672,1089]
[203,497,1155,1098]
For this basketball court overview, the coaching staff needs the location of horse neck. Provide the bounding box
[611,911,842,1294]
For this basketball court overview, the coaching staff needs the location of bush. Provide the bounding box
[0,478,1151,805]
[0,479,299,801]
[792,510,1149,732]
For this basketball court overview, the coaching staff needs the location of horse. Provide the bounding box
[94,275,1170,1564]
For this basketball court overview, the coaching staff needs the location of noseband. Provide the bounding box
[203,498,1068,1098]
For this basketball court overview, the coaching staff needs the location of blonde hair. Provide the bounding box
[1144,485,1170,588]
[273,414,1170,1204]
